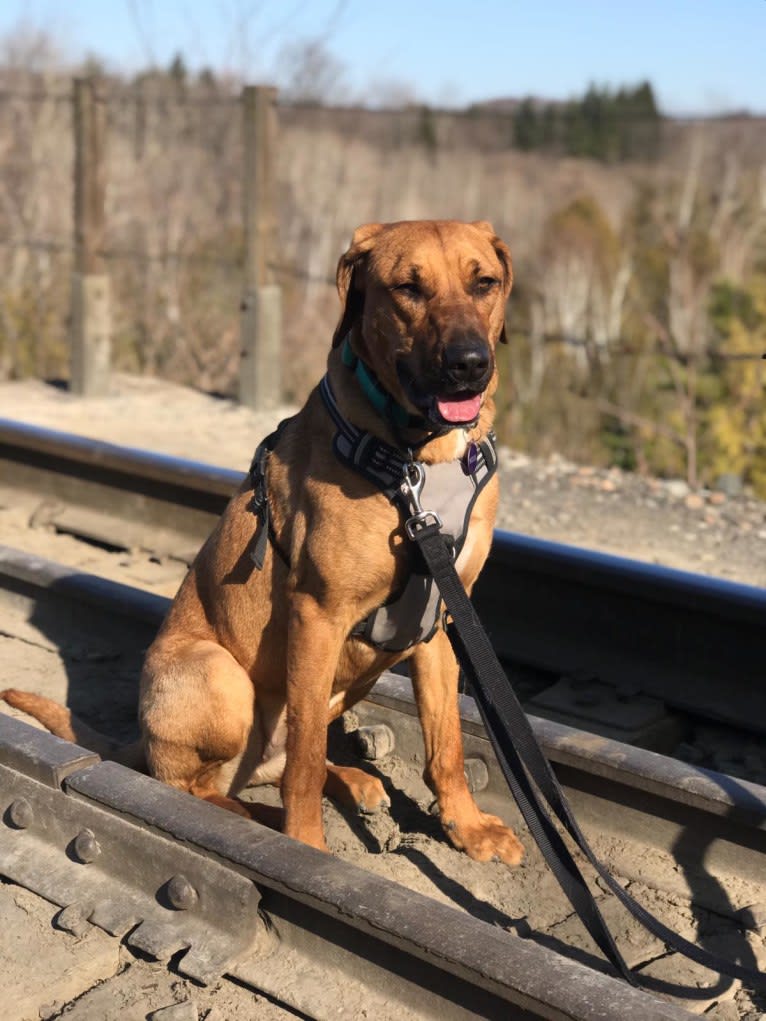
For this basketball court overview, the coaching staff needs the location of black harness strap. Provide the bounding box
[246,417,293,571]
[403,506,766,993]
[320,375,409,497]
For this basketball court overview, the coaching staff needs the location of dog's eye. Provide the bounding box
[474,276,500,296]
[392,282,423,300]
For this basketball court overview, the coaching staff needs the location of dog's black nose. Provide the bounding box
[443,339,491,387]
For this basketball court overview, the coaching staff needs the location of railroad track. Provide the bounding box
[2,415,766,748]
[1,547,766,1018]
[1,417,766,1017]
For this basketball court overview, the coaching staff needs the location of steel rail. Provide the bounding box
[2,415,765,735]
[0,546,716,1019]
[0,416,234,559]
[0,716,693,1021]
[3,542,765,893]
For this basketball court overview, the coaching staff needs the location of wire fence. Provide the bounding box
[1,73,765,485]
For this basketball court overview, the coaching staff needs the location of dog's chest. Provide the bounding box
[347,454,490,654]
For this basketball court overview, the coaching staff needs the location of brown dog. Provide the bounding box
[4,220,523,864]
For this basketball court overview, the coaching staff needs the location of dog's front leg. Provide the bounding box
[410,628,524,865]
[282,591,344,851]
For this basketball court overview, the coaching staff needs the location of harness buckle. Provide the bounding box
[400,462,443,540]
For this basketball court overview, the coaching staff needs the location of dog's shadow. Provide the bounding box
[325,719,530,933]
[326,717,438,832]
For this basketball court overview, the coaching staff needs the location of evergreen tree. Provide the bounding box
[513,98,540,150]
[169,52,188,86]
[512,81,662,163]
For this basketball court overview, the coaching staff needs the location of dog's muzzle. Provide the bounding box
[399,335,494,427]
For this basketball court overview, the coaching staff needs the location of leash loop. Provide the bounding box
[405,516,766,994]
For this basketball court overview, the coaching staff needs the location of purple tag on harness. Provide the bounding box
[462,441,479,476]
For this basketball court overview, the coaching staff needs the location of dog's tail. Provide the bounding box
[1,689,145,771]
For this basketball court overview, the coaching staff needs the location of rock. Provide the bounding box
[714,474,743,497]
[665,479,690,499]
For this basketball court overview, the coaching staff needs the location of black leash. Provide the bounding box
[398,461,766,992]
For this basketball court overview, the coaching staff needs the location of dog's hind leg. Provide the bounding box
[319,677,391,815]
[139,637,281,824]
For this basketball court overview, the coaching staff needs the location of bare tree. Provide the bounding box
[537,196,630,380]
[276,38,348,106]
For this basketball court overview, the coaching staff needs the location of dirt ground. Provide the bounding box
[1,372,765,589]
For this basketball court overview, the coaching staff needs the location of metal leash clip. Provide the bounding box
[400,461,443,540]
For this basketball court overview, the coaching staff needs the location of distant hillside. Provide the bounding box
[1,64,765,493]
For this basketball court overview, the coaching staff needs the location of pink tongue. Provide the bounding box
[436,393,482,423]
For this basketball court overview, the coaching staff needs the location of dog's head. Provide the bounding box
[333,220,512,429]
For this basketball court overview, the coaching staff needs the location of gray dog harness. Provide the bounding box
[247,376,497,653]
[318,375,497,652]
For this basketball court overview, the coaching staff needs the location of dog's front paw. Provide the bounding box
[443,809,524,865]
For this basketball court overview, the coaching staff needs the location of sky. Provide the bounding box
[2,0,766,115]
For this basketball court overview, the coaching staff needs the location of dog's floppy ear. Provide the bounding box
[332,223,384,347]
[472,220,513,344]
